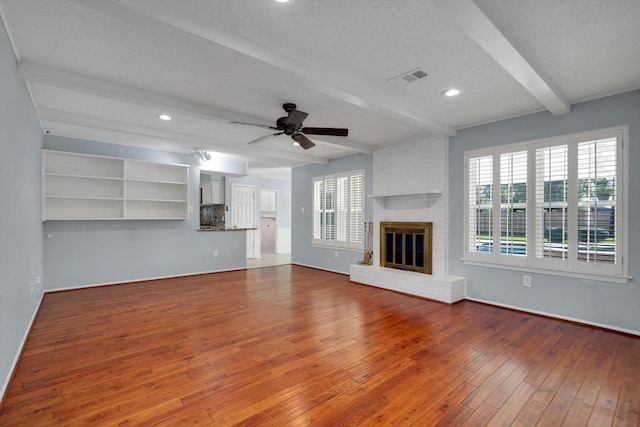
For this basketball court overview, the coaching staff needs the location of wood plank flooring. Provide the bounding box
[1,265,639,426]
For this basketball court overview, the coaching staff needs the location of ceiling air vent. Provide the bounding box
[388,68,428,87]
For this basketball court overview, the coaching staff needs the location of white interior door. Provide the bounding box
[232,184,256,258]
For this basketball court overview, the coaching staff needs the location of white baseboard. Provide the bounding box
[45,268,247,293]
[1,291,45,405]
[465,296,640,337]
[291,262,349,276]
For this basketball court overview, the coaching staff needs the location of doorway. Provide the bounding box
[246,188,290,269]
[231,184,257,259]
[260,189,278,254]
[261,217,277,252]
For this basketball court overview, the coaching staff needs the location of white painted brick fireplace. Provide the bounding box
[350,135,466,303]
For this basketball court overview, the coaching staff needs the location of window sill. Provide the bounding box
[462,259,631,284]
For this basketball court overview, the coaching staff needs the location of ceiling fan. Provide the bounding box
[232,103,348,150]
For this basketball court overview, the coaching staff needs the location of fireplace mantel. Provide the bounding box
[368,190,442,208]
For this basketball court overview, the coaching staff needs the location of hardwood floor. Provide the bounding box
[1,265,639,426]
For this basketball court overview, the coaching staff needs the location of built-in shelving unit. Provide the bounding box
[43,150,189,220]
[368,190,442,208]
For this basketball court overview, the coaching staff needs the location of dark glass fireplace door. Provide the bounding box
[385,231,426,272]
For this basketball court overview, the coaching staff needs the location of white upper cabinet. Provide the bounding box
[201,180,224,205]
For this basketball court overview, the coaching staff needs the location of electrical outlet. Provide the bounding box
[523,275,532,287]
[188,205,193,213]
[31,276,41,293]
[335,250,339,257]
[213,250,218,258]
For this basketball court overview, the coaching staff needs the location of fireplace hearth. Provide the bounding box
[380,222,432,274]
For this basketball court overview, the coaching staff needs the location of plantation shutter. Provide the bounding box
[336,176,348,243]
[349,173,364,244]
[313,179,323,240]
[324,178,336,241]
[467,155,493,255]
[499,151,528,257]
[576,136,618,273]
[535,144,569,267]
[312,170,365,249]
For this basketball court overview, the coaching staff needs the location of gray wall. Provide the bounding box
[42,136,247,290]
[291,153,373,273]
[0,19,44,398]
[449,90,640,333]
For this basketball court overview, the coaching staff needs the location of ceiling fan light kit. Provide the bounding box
[232,103,348,150]
[193,148,212,161]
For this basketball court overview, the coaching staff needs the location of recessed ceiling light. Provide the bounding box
[443,89,460,97]
[158,114,172,121]
[275,0,290,3]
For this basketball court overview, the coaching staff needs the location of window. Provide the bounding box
[464,127,627,280]
[313,170,364,249]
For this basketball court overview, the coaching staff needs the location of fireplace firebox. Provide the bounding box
[380,222,432,274]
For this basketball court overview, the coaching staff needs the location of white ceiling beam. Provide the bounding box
[307,137,372,154]
[20,62,372,155]
[104,0,457,136]
[433,0,570,115]
[35,108,328,165]
[19,62,267,126]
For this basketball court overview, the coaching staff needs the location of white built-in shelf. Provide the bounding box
[368,190,442,207]
[43,150,189,220]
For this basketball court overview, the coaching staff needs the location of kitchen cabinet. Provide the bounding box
[260,189,276,213]
[201,180,224,205]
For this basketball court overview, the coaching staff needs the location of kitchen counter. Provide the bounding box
[198,227,257,231]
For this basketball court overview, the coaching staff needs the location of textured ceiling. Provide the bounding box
[1,0,639,177]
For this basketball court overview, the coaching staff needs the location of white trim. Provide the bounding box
[462,259,630,284]
[432,0,569,115]
[463,125,629,280]
[0,2,23,62]
[44,268,246,293]
[465,296,640,337]
[292,262,349,276]
[1,292,45,404]
[464,125,627,158]
[312,170,365,250]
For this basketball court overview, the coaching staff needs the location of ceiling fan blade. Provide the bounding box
[231,121,279,130]
[286,109,308,128]
[300,127,349,137]
[291,133,315,150]
[248,132,283,144]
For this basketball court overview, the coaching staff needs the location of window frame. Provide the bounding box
[312,169,365,250]
[463,126,629,283]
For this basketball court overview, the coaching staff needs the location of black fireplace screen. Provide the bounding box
[380,222,432,274]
